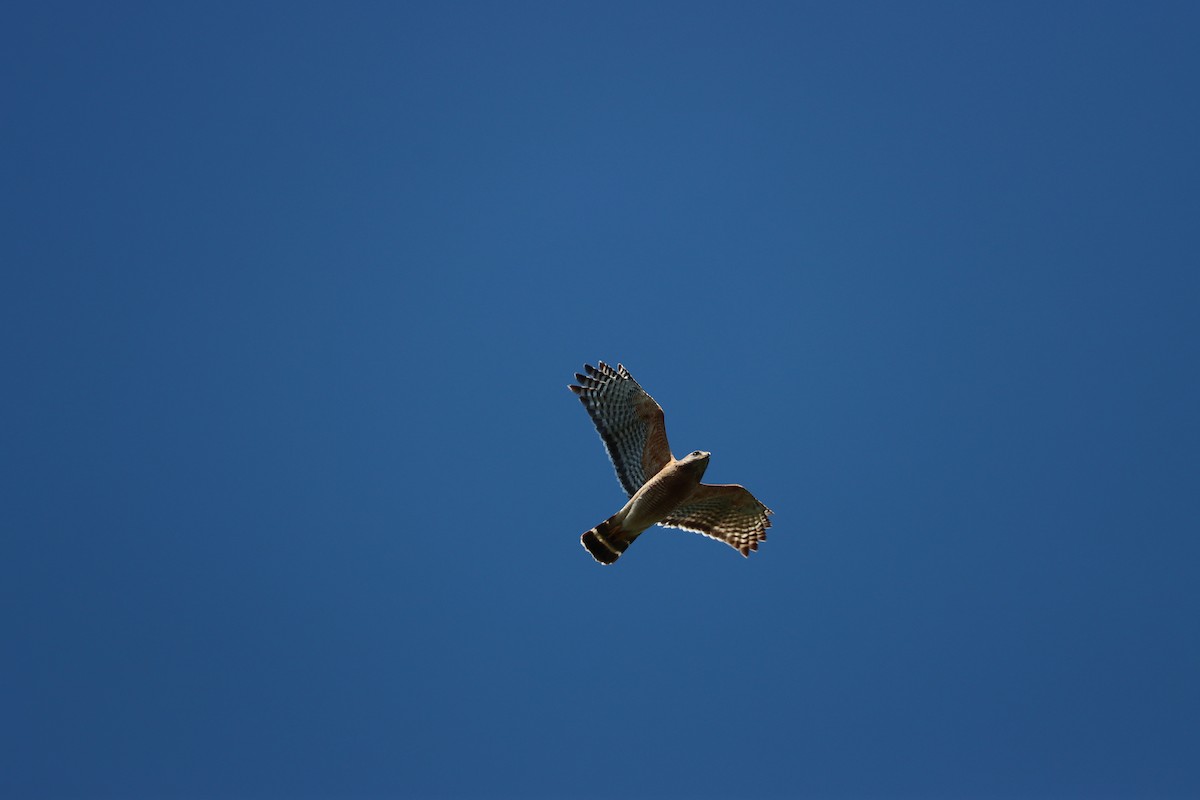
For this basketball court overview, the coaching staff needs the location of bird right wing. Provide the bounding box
[569,362,673,497]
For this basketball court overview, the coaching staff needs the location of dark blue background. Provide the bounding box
[4,3,1198,797]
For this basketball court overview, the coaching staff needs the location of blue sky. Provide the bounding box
[4,3,1199,798]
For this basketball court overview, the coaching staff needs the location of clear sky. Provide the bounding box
[4,3,1199,798]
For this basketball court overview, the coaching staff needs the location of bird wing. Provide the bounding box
[660,483,773,556]
[569,361,673,497]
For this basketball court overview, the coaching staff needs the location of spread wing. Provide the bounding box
[569,362,673,497]
[660,483,773,557]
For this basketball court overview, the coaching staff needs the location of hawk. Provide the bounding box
[569,361,773,564]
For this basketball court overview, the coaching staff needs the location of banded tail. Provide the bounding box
[581,515,637,565]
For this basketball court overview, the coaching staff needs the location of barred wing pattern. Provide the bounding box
[569,362,673,497]
[661,483,774,557]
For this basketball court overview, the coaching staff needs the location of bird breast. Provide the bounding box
[623,460,702,530]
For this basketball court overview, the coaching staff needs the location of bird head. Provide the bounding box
[681,450,711,478]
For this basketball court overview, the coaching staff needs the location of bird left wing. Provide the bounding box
[660,483,773,557]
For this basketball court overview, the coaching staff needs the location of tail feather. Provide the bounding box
[581,516,635,565]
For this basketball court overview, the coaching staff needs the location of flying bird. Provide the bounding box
[569,361,773,564]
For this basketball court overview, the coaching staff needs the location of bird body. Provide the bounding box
[622,451,710,530]
[581,451,710,563]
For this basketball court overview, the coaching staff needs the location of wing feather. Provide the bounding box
[569,361,672,496]
[660,483,773,557]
